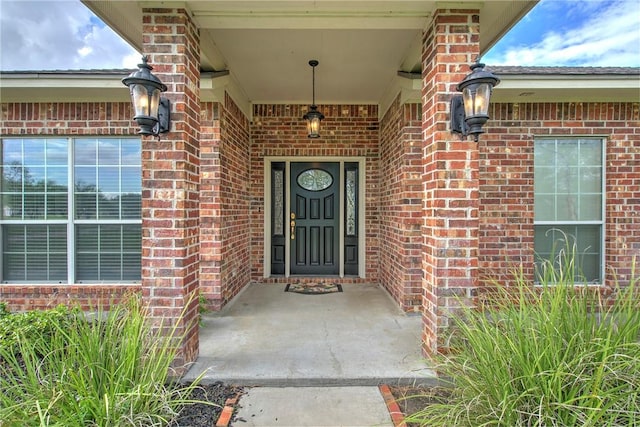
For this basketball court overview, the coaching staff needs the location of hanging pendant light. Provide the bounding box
[302,60,324,138]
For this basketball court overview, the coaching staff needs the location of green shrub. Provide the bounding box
[0,297,204,426]
[0,303,77,355]
[408,247,640,426]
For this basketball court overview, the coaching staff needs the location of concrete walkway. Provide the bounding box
[184,283,435,386]
[182,283,436,426]
[234,386,394,426]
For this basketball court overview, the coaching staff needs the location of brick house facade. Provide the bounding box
[1,3,639,365]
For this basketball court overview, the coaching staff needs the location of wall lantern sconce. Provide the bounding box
[450,61,500,142]
[122,56,170,137]
[302,60,324,138]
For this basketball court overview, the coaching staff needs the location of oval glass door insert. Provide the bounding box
[297,168,333,191]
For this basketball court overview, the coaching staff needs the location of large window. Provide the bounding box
[534,138,604,283]
[1,137,141,283]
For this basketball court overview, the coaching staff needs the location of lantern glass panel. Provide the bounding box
[307,117,321,137]
[130,84,149,117]
[462,83,491,117]
[149,88,161,119]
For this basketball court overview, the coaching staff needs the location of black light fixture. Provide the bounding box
[450,61,500,142]
[122,56,170,137]
[302,60,324,138]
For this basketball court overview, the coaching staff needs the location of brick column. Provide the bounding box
[141,8,201,370]
[421,9,480,354]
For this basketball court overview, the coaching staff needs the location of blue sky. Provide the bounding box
[484,0,640,66]
[0,0,639,71]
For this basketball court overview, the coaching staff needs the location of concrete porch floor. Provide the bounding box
[183,283,436,386]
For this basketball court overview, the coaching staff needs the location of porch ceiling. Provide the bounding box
[82,0,537,106]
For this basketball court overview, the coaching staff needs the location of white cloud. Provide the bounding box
[0,0,139,70]
[488,0,640,66]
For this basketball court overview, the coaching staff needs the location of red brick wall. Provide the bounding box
[379,95,423,311]
[142,7,201,368]
[0,101,140,310]
[250,104,380,283]
[199,95,251,310]
[1,102,135,135]
[421,9,481,354]
[482,101,640,286]
[219,94,252,304]
[199,101,222,307]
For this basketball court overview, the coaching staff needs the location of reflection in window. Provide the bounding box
[534,138,603,283]
[75,139,141,220]
[1,137,141,283]
[297,169,333,191]
[1,138,68,220]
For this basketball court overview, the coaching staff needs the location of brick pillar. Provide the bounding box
[421,9,480,354]
[141,8,201,370]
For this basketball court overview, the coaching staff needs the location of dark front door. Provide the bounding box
[290,162,339,275]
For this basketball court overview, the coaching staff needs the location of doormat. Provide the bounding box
[285,282,343,295]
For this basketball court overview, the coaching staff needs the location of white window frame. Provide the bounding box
[0,136,142,284]
[533,136,606,284]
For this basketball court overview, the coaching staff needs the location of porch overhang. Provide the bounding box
[81,0,537,109]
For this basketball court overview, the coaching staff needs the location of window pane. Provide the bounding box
[25,167,46,191]
[579,140,602,166]
[2,224,67,282]
[74,141,97,165]
[121,194,141,219]
[75,166,97,189]
[98,167,120,193]
[2,139,22,164]
[121,167,141,193]
[1,139,69,220]
[46,140,68,165]
[581,167,601,193]
[534,194,555,221]
[75,193,97,219]
[2,137,141,283]
[2,194,23,219]
[24,193,45,219]
[74,138,141,221]
[2,164,23,192]
[76,253,98,281]
[98,194,120,219]
[98,139,120,165]
[533,166,555,194]
[23,139,46,166]
[46,193,68,219]
[534,138,603,283]
[534,141,556,167]
[100,225,121,251]
[579,194,602,221]
[534,138,603,222]
[534,225,601,283]
[76,224,141,282]
[46,167,68,191]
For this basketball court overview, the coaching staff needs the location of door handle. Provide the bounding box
[290,212,296,240]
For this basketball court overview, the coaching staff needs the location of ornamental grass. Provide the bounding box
[407,244,640,426]
[0,296,204,426]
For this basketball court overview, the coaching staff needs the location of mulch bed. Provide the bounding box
[170,382,244,427]
[170,383,448,426]
[387,385,452,426]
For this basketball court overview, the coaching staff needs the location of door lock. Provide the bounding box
[290,213,296,240]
